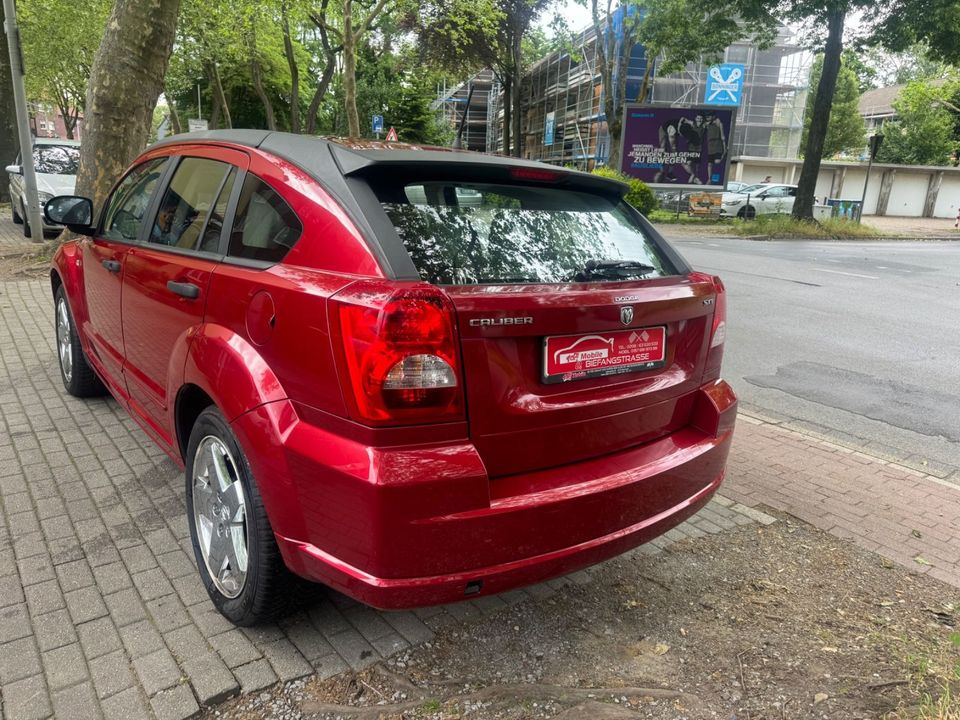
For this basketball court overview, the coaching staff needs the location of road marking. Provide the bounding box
[812,268,879,279]
[876,265,888,269]
[708,243,720,247]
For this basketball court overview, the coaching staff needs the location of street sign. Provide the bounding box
[188,118,209,132]
[372,114,384,134]
[385,126,398,142]
[544,111,556,146]
[704,64,745,106]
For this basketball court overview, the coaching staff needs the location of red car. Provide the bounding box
[46,131,736,626]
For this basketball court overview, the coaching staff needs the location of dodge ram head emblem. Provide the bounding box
[620,306,634,326]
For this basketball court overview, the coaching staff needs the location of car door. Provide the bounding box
[121,149,247,442]
[81,157,171,395]
[9,151,23,215]
[758,186,788,215]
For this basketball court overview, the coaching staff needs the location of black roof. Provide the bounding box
[148,130,626,196]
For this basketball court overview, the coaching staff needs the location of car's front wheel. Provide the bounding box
[55,286,106,397]
[185,407,295,626]
[21,202,32,238]
[737,205,757,219]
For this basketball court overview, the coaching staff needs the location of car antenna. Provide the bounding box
[451,83,475,150]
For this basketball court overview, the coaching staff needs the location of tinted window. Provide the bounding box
[199,168,236,254]
[33,145,79,174]
[379,182,675,285]
[102,158,169,242]
[227,176,302,263]
[149,158,230,250]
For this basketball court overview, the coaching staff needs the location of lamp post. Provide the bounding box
[3,0,45,241]
[858,133,883,223]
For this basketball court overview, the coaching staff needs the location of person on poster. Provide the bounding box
[705,112,727,184]
[677,114,706,184]
[653,119,680,183]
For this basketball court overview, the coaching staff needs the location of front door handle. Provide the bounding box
[167,281,200,299]
[101,259,121,273]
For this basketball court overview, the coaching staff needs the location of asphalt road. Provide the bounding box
[665,233,960,480]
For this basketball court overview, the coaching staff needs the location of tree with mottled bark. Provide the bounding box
[0,1,18,202]
[75,0,182,212]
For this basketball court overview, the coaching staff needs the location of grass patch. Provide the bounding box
[647,208,726,225]
[730,214,882,239]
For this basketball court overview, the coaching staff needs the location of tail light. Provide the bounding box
[703,275,726,382]
[330,283,464,426]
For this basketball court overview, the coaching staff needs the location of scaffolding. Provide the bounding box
[443,21,812,166]
[433,70,495,153]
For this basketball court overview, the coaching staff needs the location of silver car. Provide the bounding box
[6,138,81,238]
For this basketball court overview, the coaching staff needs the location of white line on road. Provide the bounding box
[812,268,879,279]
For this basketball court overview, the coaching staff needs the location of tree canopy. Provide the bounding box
[876,78,960,166]
[801,54,866,159]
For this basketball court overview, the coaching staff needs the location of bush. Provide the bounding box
[590,166,658,215]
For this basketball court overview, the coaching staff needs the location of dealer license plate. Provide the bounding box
[542,326,667,384]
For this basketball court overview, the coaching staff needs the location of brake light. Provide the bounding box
[331,284,464,425]
[704,275,726,382]
[509,167,564,182]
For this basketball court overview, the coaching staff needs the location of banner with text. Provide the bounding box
[619,105,736,190]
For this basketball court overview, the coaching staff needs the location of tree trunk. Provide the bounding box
[209,87,222,129]
[249,21,277,131]
[53,84,77,139]
[511,32,523,157]
[0,1,18,202]
[281,1,300,133]
[637,59,655,105]
[343,0,360,137]
[606,38,634,170]
[207,61,231,128]
[502,77,512,155]
[75,0,182,213]
[305,56,337,135]
[793,7,846,220]
[167,94,183,134]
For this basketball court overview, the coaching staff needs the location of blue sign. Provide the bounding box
[544,111,556,146]
[705,64,745,106]
[372,114,384,133]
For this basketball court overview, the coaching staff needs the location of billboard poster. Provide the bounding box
[619,105,736,190]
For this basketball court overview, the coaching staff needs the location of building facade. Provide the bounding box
[439,18,812,169]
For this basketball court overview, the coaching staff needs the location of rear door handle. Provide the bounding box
[101,259,121,273]
[167,281,200,299]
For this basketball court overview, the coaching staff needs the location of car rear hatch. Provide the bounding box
[338,152,721,478]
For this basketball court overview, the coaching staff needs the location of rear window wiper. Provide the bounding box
[571,259,657,282]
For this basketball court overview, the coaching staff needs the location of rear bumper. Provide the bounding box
[234,380,737,609]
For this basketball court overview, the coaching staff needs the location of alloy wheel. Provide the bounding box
[56,297,73,383]
[192,436,249,598]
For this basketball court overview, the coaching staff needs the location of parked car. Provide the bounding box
[46,131,736,625]
[720,183,798,218]
[6,138,81,238]
[725,181,750,194]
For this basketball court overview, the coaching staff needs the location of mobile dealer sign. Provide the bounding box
[619,105,736,190]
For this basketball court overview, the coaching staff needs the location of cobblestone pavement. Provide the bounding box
[0,278,774,720]
[0,205,39,255]
[724,413,960,589]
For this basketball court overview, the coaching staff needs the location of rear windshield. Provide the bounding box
[33,145,79,175]
[376,182,675,285]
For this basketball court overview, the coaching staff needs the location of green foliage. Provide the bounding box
[17,0,111,134]
[876,78,960,166]
[591,167,657,215]
[801,55,866,158]
[731,215,882,239]
[391,75,454,145]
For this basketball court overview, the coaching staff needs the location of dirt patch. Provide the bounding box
[206,517,960,720]
[0,245,54,281]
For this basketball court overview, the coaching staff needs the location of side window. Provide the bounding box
[765,186,787,198]
[149,158,230,251]
[102,158,169,242]
[227,175,302,263]
[198,168,237,254]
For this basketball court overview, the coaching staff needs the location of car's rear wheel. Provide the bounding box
[55,286,106,397]
[186,407,295,626]
[11,201,22,224]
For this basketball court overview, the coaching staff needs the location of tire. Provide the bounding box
[737,205,756,220]
[11,200,22,224]
[22,202,32,238]
[54,286,106,397]
[185,407,296,625]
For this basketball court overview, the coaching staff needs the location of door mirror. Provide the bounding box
[44,195,95,235]
[5,164,22,175]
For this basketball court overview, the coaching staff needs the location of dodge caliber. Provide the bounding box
[46,130,736,625]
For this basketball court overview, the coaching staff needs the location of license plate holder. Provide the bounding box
[542,326,667,384]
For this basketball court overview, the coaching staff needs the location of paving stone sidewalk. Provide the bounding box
[724,413,960,589]
[0,278,773,720]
